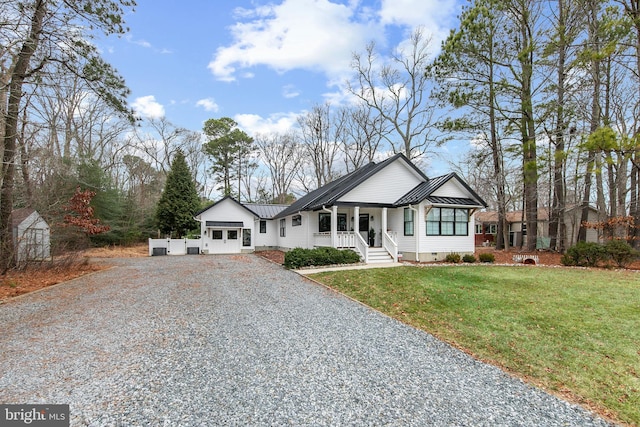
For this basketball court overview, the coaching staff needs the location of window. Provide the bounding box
[280,219,286,237]
[212,230,222,240]
[319,213,347,232]
[260,220,266,233]
[337,214,347,231]
[242,229,251,247]
[475,224,482,234]
[292,214,302,226]
[228,230,238,240]
[319,213,331,232]
[404,208,414,236]
[485,224,497,234]
[426,208,469,236]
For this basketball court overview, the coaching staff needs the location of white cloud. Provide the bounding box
[125,34,152,49]
[196,98,220,112]
[131,95,165,119]
[208,0,377,82]
[234,112,301,136]
[282,84,300,99]
[379,0,458,31]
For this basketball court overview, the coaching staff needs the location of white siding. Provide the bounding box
[431,179,469,199]
[338,160,423,204]
[254,219,278,248]
[197,198,257,253]
[276,212,311,250]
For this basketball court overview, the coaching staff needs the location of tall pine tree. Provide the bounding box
[155,150,200,238]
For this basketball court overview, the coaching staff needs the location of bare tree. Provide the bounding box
[297,103,343,189]
[341,103,388,172]
[0,0,134,270]
[254,132,303,203]
[348,27,438,160]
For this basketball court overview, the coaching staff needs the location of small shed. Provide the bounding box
[11,208,51,264]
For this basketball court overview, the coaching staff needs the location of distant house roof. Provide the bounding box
[476,205,596,223]
[11,208,49,229]
[244,203,289,219]
[11,208,37,228]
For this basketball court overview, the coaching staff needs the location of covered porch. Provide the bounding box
[312,205,399,263]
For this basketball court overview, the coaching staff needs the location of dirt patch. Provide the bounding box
[256,250,285,265]
[0,244,147,301]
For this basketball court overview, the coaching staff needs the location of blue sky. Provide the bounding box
[99,0,466,174]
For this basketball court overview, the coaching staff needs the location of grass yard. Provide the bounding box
[309,266,640,426]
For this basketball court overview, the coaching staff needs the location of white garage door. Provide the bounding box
[209,229,242,254]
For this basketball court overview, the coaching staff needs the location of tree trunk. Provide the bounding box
[0,0,47,271]
[549,0,568,253]
[579,0,602,243]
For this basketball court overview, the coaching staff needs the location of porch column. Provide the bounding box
[382,207,388,234]
[331,205,338,248]
[354,206,360,234]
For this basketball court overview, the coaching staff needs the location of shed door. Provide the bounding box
[209,229,241,254]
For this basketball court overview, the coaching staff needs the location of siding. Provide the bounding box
[338,160,423,204]
[276,212,311,250]
[431,180,469,199]
[198,198,256,252]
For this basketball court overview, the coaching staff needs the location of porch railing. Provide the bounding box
[382,231,398,262]
[313,231,358,248]
[313,232,332,247]
[312,231,369,263]
[353,232,369,263]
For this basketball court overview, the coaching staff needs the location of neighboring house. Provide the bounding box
[194,153,487,263]
[475,205,601,248]
[11,208,51,264]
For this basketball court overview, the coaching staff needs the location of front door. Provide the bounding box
[359,214,369,245]
[210,229,241,254]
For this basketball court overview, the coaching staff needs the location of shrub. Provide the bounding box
[478,253,495,263]
[462,254,476,263]
[284,247,361,269]
[445,253,461,263]
[604,239,639,268]
[562,242,607,267]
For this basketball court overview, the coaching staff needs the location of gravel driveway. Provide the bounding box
[0,255,611,426]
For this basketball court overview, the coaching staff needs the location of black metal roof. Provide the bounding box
[274,153,429,219]
[393,173,487,207]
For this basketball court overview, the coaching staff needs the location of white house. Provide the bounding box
[11,208,51,264]
[193,154,487,263]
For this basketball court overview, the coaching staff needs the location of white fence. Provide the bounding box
[148,238,201,256]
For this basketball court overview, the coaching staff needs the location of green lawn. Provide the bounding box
[309,266,640,425]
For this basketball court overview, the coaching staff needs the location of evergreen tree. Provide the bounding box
[155,150,200,238]
[203,117,254,199]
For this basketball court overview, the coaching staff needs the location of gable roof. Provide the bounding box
[275,154,428,219]
[394,172,487,207]
[11,208,37,228]
[195,196,259,218]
